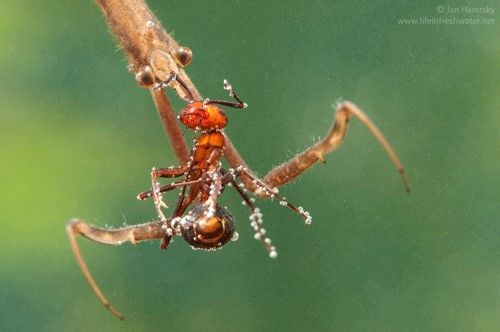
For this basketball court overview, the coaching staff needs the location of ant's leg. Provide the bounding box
[162,181,202,249]
[171,154,198,218]
[146,165,188,200]
[147,165,191,220]
[205,79,248,109]
[173,190,196,218]
[150,90,190,165]
[66,218,166,320]
[204,170,224,218]
[160,153,200,247]
[160,190,196,249]
[230,178,277,258]
[220,168,240,185]
[137,178,201,200]
[237,167,312,225]
[225,101,410,194]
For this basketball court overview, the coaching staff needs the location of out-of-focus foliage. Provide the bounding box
[0,1,498,331]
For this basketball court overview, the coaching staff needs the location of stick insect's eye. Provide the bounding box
[135,66,155,88]
[172,46,193,67]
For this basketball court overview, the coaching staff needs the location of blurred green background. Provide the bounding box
[1,1,498,331]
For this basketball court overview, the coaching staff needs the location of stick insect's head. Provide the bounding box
[134,46,193,88]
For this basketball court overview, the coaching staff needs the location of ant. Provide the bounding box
[67,73,410,321]
[136,79,311,256]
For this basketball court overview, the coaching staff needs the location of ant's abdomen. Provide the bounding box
[181,204,236,250]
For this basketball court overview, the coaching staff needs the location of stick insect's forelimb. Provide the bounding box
[226,101,410,195]
[66,218,166,320]
[150,90,190,165]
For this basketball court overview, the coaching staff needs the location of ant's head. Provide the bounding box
[179,101,228,131]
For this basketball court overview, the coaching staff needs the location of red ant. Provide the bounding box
[67,75,409,320]
[136,79,310,256]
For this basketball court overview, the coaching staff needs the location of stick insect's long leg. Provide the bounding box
[150,89,190,165]
[224,101,410,195]
[66,219,166,320]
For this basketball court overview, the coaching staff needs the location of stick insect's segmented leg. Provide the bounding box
[237,167,312,225]
[229,176,277,258]
[224,101,410,195]
[66,218,166,320]
[150,90,190,165]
